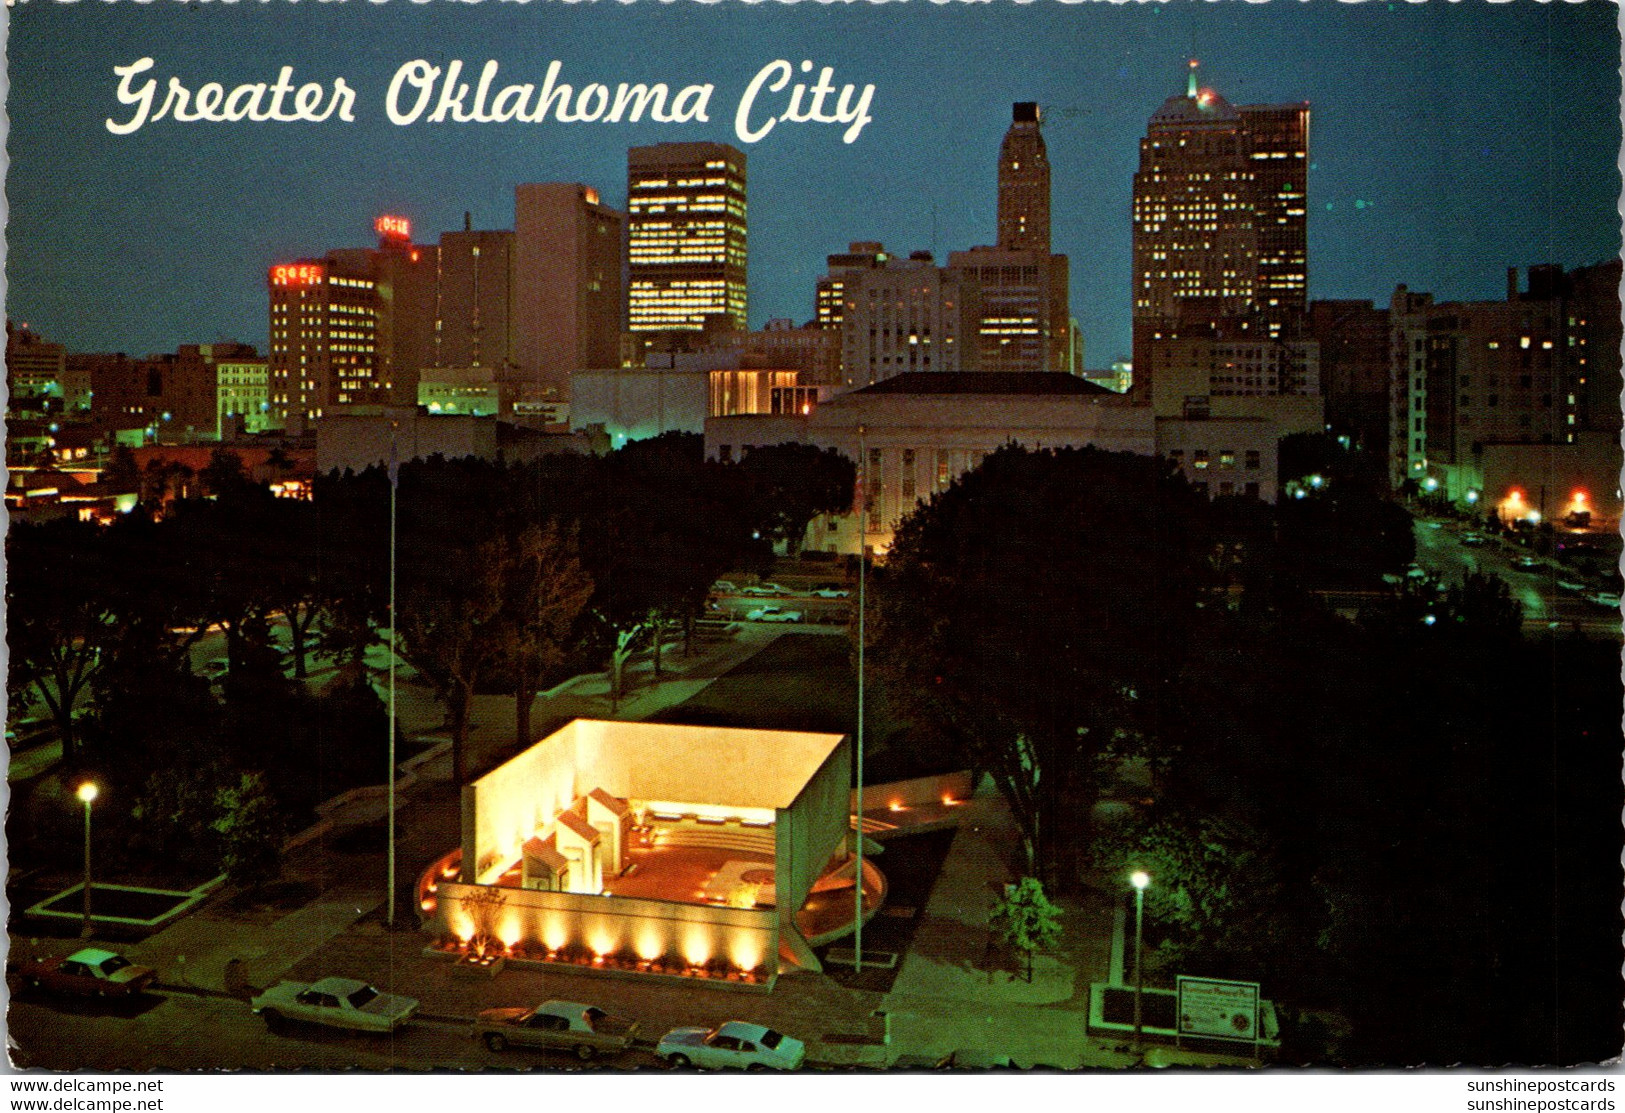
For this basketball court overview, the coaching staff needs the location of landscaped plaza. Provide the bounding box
[9,625,1215,1070]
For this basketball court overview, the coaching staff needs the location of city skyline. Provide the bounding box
[6,2,1619,366]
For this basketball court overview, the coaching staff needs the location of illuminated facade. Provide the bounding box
[815,241,887,332]
[213,348,272,436]
[627,142,748,334]
[5,324,67,405]
[997,102,1051,253]
[422,719,863,984]
[513,183,623,401]
[946,104,1071,376]
[267,217,435,422]
[948,245,1071,375]
[1132,63,1310,401]
[1387,263,1620,515]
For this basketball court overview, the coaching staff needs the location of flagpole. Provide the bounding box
[387,434,398,928]
[855,424,866,971]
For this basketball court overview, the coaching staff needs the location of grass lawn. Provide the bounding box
[649,633,960,783]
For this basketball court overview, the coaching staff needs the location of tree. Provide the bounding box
[6,521,118,765]
[393,458,509,785]
[868,445,1212,884]
[1089,809,1290,984]
[212,772,288,888]
[199,448,253,499]
[988,877,1062,983]
[737,442,855,555]
[499,521,593,745]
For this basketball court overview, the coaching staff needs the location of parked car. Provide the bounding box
[252,976,418,1034]
[739,582,786,597]
[1514,555,1542,570]
[1584,591,1621,609]
[711,581,738,594]
[1460,533,1486,547]
[746,605,802,623]
[657,1021,805,1070]
[15,948,155,998]
[811,585,851,599]
[1557,579,1587,594]
[474,1000,640,1059]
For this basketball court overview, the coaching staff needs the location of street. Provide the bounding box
[1410,519,1621,639]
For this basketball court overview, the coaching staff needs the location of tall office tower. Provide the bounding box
[267,216,435,422]
[627,142,748,334]
[997,102,1051,252]
[513,183,623,402]
[268,254,383,423]
[949,246,1071,375]
[1239,102,1310,336]
[434,221,515,372]
[1132,63,1310,402]
[941,103,1071,376]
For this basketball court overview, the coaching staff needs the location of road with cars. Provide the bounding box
[6,982,680,1071]
[1410,519,1621,638]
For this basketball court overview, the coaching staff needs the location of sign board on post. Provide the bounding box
[1176,976,1261,1045]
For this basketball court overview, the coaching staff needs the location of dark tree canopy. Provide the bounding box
[868,444,1215,881]
[738,442,855,554]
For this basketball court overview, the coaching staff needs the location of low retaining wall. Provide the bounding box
[433,880,778,978]
[856,771,974,812]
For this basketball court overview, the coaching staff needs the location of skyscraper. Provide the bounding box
[1131,63,1310,401]
[946,102,1070,376]
[267,216,435,423]
[626,142,748,334]
[997,102,1051,253]
[513,182,623,401]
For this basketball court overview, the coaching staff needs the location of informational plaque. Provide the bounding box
[1177,975,1261,1043]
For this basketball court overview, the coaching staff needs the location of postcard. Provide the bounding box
[4,0,1621,1096]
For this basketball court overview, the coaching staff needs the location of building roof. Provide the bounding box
[556,810,601,844]
[852,373,1112,397]
[523,835,569,873]
[1150,92,1238,125]
[587,787,631,817]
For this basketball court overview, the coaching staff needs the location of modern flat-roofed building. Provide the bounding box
[513,183,623,402]
[422,718,867,983]
[627,142,748,335]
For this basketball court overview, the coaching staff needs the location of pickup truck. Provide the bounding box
[252,976,418,1034]
[474,1000,640,1059]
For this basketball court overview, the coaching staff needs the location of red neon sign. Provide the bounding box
[375,214,411,241]
[270,263,326,287]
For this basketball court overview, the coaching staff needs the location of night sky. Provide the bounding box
[5,1,1619,367]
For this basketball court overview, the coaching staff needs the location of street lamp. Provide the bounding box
[77,781,98,939]
[1130,870,1151,1055]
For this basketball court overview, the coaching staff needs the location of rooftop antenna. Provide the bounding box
[1187,59,1200,99]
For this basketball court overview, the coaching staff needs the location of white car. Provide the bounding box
[712,581,739,594]
[657,1020,806,1070]
[746,605,802,623]
[1585,591,1621,609]
[811,586,851,599]
[739,583,786,597]
[252,976,418,1034]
